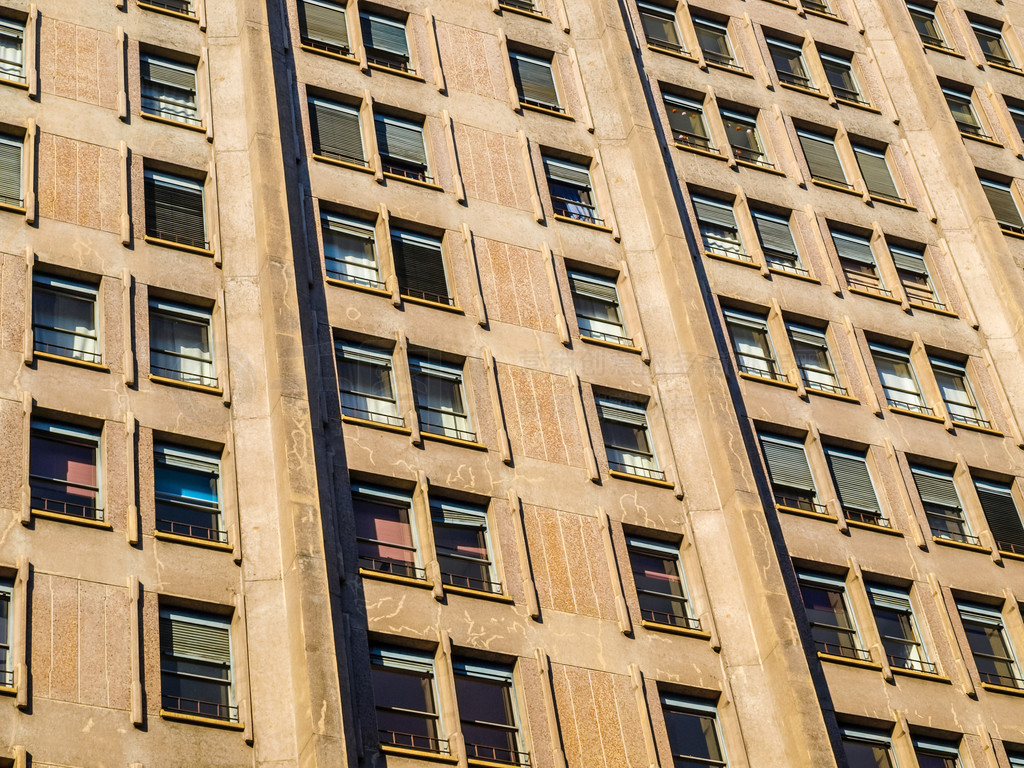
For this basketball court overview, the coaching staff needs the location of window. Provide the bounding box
[596,396,663,480]
[890,242,942,309]
[942,85,986,138]
[724,309,782,381]
[626,536,699,630]
[30,419,101,521]
[337,343,402,427]
[759,433,822,513]
[663,93,713,151]
[870,344,928,413]
[0,17,25,84]
[852,144,902,202]
[149,300,217,388]
[300,0,350,55]
[154,444,224,543]
[510,51,561,112]
[788,324,845,395]
[1007,99,1024,141]
[543,156,601,225]
[930,356,987,428]
[908,3,948,49]
[0,581,10,688]
[660,693,727,768]
[980,177,1024,234]
[720,108,770,167]
[371,646,448,754]
[375,114,431,183]
[910,465,975,544]
[801,0,835,16]
[144,0,195,16]
[972,19,1016,68]
[840,726,897,768]
[321,212,382,288]
[361,11,412,73]
[975,478,1024,555]
[391,229,451,305]
[159,608,235,722]
[913,738,961,768]
[692,196,747,260]
[144,169,207,250]
[32,274,100,364]
[140,54,200,127]
[431,499,500,594]
[567,270,631,345]
[797,129,850,188]
[867,585,935,673]
[797,570,868,660]
[821,52,863,104]
[751,209,804,273]
[453,660,527,766]
[824,447,887,527]
[638,1,686,54]
[958,602,1022,688]
[410,356,475,442]
[309,96,365,166]
[352,485,422,579]
[767,38,815,90]
[0,132,22,209]
[833,230,887,295]
[693,16,737,69]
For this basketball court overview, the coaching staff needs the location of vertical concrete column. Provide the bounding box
[507,490,540,619]
[116,27,128,120]
[926,573,977,696]
[22,118,34,223]
[232,593,255,744]
[806,207,842,293]
[126,414,138,544]
[462,224,488,327]
[534,649,567,768]
[199,46,215,142]
[627,664,659,768]
[393,330,421,443]
[21,391,31,526]
[417,470,443,599]
[741,13,772,87]
[207,157,223,265]
[982,348,1024,446]
[679,513,721,651]
[497,31,520,112]
[976,724,1002,768]
[618,260,650,362]
[884,440,927,548]
[953,454,999,561]
[543,244,571,346]
[598,509,632,635]
[379,204,401,304]
[14,558,28,710]
[442,110,465,203]
[349,0,367,69]
[424,10,446,93]
[591,148,619,241]
[567,49,593,131]
[361,91,382,182]
[567,368,599,481]
[22,247,32,365]
[215,289,231,404]
[12,746,26,768]
[223,430,243,564]
[128,575,143,725]
[776,108,807,185]
[846,556,890,679]
[518,130,545,223]
[482,348,512,464]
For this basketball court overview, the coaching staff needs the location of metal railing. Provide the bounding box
[499,0,539,11]
[608,460,666,481]
[888,655,938,675]
[983,52,1020,70]
[33,332,102,364]
[640,606,702,631]
[802,376,849,397]
[704,243,752,261]
[0,190,23,209]
[815,640,871,662]
[998,540,1024,556]
[702,48,742,71]
[580,328,634,346]
[380,729,450,754]
[326,267,385,290]
[999,220,1024,236]
[156,517,227,543]
[930,526,981,546]
[674,129,715,152]
[980,669,1024,688]
[774,493,828,516]
[358,554,426,580]
[730,145,774,168]
[551,196,604,226]
[905,292,946,311]
[141,0,195,15]
[845,274,893,297]
[777,70,819,92]
[441,570,504,594]
[342,404,405,427]
[917,32,952,50]
[949,411,992,429]
[465,743,531,766]
[31,481,101,520]
[646,36,687,55]
[300,35,352,57]
[830,84,866,104]
[520,96,565,113]
[0,64,26,84]
[146,224,209,251]
[801,0,836,16]
[419,416,477,443]
[162,694,238,721]
[141,99,202,127]
[738,362,787,382]
[401,286,454,306]
[0,668,12,687]
[314,144,369,166]
[810,171,854,190]
[380,156,434,185]
[886,397,933,416]
[366,52,416,75]
[764,250,808,275]
[843,507,890,528]
[150,359,219,389]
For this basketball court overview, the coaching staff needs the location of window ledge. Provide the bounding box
[736,158,787,176]
[552,214,614,233]
[817,651,881,670]
[989,62,1024,77]
[779,81,828,100]
[160,710,245,730]
[149,374,224,396]
[909,301,957,318]
[951,420,1003,437]
[768,267,819,283]
[923,42,964,58]
[32,509,111,530]
[383,171,444,191]
[675,143,728,161]
[869,195,917,211]
[154,530,233,552]
[0,201,26,214]
[646,44,697,62]
[421,431,488,450]
[401,295,465,313]
[775,504,838,522]
[368,62,425,81]
[299,44,361,65]
[143,235,215,258]
[931,535,991,554]
[848,286,903,304]
[0,77,28,91]
[640,619,712,640]
[887,405,944,423]
[608,469,676,489]
[739,371,797,389]
[805,387,859,404]
[804,8,846,22]
[312,154,375,174]
[810,178,861,197]
[760,0,796,8]
[359,567,434,589]
[469,758,531,768]
[381,745,459,764]
[705,61,752,78]
[845,518,902,536]
[981,681,1024,697]
[341,414,412,435]
[1001,227,1024,241]
[891,666,950,683]
[33,351,109,372]
[445,584,515,603]
[325,277,393,297]
[498,3,552,20]
[999,549,1024,562]
[0,685,16,696]
[704,250,760,268]
[835,97,879,114]
[140,110,206,133]
[138,2,200,22]
[579,335,642,354]
[520,102,574,121]
[962,132,1004,149]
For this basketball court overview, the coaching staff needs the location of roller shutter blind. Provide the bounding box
[692,196,738,229]
[568,271,618,302]
[853,145,900,199]
[825,448,881,514]
[510,52,559,109]
[361,13,409,57]
[301,0,350,52]
[797,130,846,185]
[375,116,427,165]
[759,434,815,492]
[160,611,231,665]
[981,178,1024,229]
[144,170,207,249]
[141,56,197,92]
[309,98,364,163]
[975,479,1024,551]
[596,398,648,426]
[0,134,21,206]
[751,210,798,255]
[889,244,927,274]
[543,157,592,187]
[831,231,875,264]
[910,466,961,509]
[391,229,449,302]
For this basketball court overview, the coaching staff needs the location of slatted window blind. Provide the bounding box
[974,479,1024,553]
[140,55,199,125]
[692,195,744,256]
[0,133,22,208]
[852,144,900,200]
[831,230,874,264]
[980,178,1024,231]
[759,434,816,493]
[510,51,560,111]
[391,229,449,304]
[568,270,628,343]
[159,607,234,721]
[144,169,207,250]
[309,97,364,164]
[797,129,847,186]
[825,448,881,517]
[301,0,350,53]
[375,115,428,176]
[751,209,800,267]
[911,466,962,509]
[361,12,411,70]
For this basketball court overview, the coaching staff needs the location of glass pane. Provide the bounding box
[664,708,724,764]
[30,432,98,512]
[843,739,896,768]
[34,286,98,361]
[354,498,415,565]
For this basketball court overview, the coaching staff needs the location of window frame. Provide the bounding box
[889,241,943,310]
[824,446,888,527]
[663,92,714,152]
[374,113,432,184]
[832,229,889,296]
[360,10,414,74]
[637,0,686,54]
[974,477,1024,556]
[851,143,904,203]
[29,419,103,521]
[595,395,664,481]
[0,581,10,689]
[308,96,367,167]
[869,343,929,414]
[567,269,632,346]
[910,464,976,545]
[723,309,784,382]
[797,128,851,189]
[626,535,700,631]
[913,737,962,768]
[300,0,352,56]
[787,323,846,396]
[159,606,237,722]
[957,601,1023,689]
[840,726,898,768]
[907,2,951,50]
[941,84,988,139]
[352,484,423,579]
[692,15,739,70]
[692,195,749,261]
[31,273,101,365]
[321,212,382,289]
[766,37,817,91]
[336,342,403,427]
[796,570,869,661]
[971,18,1017,69]
[0,132,23,209]
[370,645,449,755]
[979,176,1024,235]
[719,107,772,168]
[660,692,729,768]
[867,584,936,674]
[0,16,26,85]
[148,298,218,389]
[820,51,865,104]
[143,168,209,251]
[929,356,988,428]
[509,49,562,113]
[453,659,528,767]
[750,208,804,273]
[139,53,201,127]
[430,498,501,595]
[543,155,602,226]
[154,443,225,544]
[758,432,824,514]
[409,356,476,443]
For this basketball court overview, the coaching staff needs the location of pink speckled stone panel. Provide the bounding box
[475,238,555,333]
[455,124,533,211]
[39,19,118,109]
[37,133,120,233]
[498,364,582,466]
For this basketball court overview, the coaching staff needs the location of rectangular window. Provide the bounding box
[870,344,928,413]
[821,52,863,104]
[1007,100,1024,141]
[942,86,986,137]
[301,0,350,55]
[853,144,902,202]
[802,0,835,15]
[759,433,823,513]
[797,570,868,660]
[568,270,631,345]
[0,133,23,208]
[914,738,961,768]
[797,129,849,188]
[375,114,431,183]
[980,177,1024,234]
[693,16,737,69]
[0,18,26,84]
[972,19,1016,68]
[692,196,748,260]
[626,536,699,630]
[510,51,561,112]
[833,230,887,294]
[149,300,216,388]
[154,444,224,543]
[840,726,897,768]
[159,608,236,722]
[788,324,845,395]
[974,478,1024,555]
[596,396,663,480]
[660,693,728,768]
[958,602,1022,688]
[431,499,500,594]
[908,3,948,48]
[140,54,200,127]
[767,38,815,90]
[930,356,987,428]
[0,581,10,688]
[663,93,713,151]
[890,242,943,309]
[144,169,207,250]
[352,485,422,579]
[321,212,382,288]
[371,645,448,754]
[724,309,782,381]
[32,274,100,364]
[543,156,601,225]
[337,343,403,427]
[751,209,804,273]
[868,585,935,673]
[30,419,101,521]
[309,96,365,166]
[361,12,412,73]
[720,108,771,167]
[410,357,475,442]
[144,0,195,15]
[824,446,887,527]
[910,465,975,544]
[391,229,451,306]
[638,1,686,53]
[453,660,527,766]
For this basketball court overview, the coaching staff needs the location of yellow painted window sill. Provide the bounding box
[817,652,881,670]
[736,158,787,176]
[775,504,838,523]
[149,374,224,396]
[553,214,614,234]
[804,8,846,23]
[299,44,360,65]
[805,387,859,404]
[931,536,990,554]
[981,681,1024,697]
[639,619,712,640]
[138,2,200,22]
[381,744,459,763]
[989,61,1024,77]
[312,154,375,174]
[675,143,727,161]
[325,277,393,297]
[160,710,245,730]
[810,178,861,197]
[383,172,444,192]
[359,567,434,589]
[607,469,676,489]
[0,77,28,91]
[470,758,530,768]
[498,3,551,21]
[143,235,214,258]
[520,102,574,121]
[739,371,797,389]
[768,267,819,283]
[835,98,879,114]
[909,301,957,318]
[0,685,17,696]
[999,549,1024,562]
[0,202,26,215]
[368,62,425,82]
[421,431,488,451]
[33,351,109,372]
[140,110,206,133]
[962,132,1004,149]
[951,420,1003,437]
[922,42,964,58]
[341,414,412,435]
[869,195,917,212]
[646,44,697,62]
[779,81,828,100]
[847,285,903,304]
[401,295,464,313]
[579,335,642,354]
[32,509,111,530]
[704,250,760,268]
[845,518,902,536]
[1002,227,1024,241]
[887,405,944,423]
[154,530,233,552]
[445,584,515,604]
[891,666,949,683]
[705,60,752,78]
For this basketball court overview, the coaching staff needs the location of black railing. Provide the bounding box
[949,412,992,429]
[999,221,1024,236]
[33,334,102,364]
[774,493,828,516]
[869,189,907,205]
[366,53,416,75]
[886,397,933,415]
[301,35,352,57]
[930,526,981,546]
[580,329,634,346]
[843,507,890,528]
[342,404,405,427]
[802,376,849,397]
[0,668,12,687]
[314,145,369,166]
[141,0,195,15]
[146,225,209,251]
[673,129,714,152]
[811,172,854,190]
[641,607,702,630]
[156,517,227,543]
[702,49,742,71]
[441,570,503,594]
[380,729,450,754]
[465,743,531,767]
[815,640,871,662]
[731,145,774,168]
[401,287,454,306]
[0,191,23,209]
[918,32,951,50]
[419,416,477,443]
[150,360,219,389]
[778,71,819,91]
[646,36,687,55]
[500,0,539,11]
[845,274,893,297]
[888,655,938,675]
[359,554,426,580]
[983,52,1020,70]
[326,268,385,290]
[31,483,101,521]
[520,96,565,113]
[552,196,604,226]
[831,85,866,104]
[608,460,666,481]
[380,157,434,185]
[980,670,1024,688]
[738,362,787,382]
[163,694,238,722]
[141,101,202,127]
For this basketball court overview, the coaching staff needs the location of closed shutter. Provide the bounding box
[361,13,409,56]
[831,231,875,264]
[145,171,206,249]
[141,56,196,92]
[853,145,900,199]
[825,448,881,514]
[910,466,961,509]
[759,434,815,491]
[375,116,426,165]
[543,156,592,188]
[797,130,846,185]
[975,480,1024,551]
[889,244,927,275]
[0,135,21,205]
[981,179,1024,229]
[568,271,618,302]
[692,196,737,228]
[596,398,648,426]
[752,210,797,254]
[309,98,363,163]
[432,500,488,526]
[302,0,349,51]
[160,612,230,665]
[510,53,558,108]
[392,230,449,301]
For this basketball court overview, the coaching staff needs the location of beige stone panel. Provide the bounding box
[499,364,581,466]
[31,572,53,701]
[475,238,555,333]
[0,252,23,355]
[36,134,120,234]
[529,504,578,615]
[39,20,117,108]
[0,397,21,510]
[436,22,506,101]
[78,580,110,708]
[141,590,161,715]
[48,575,80,703]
